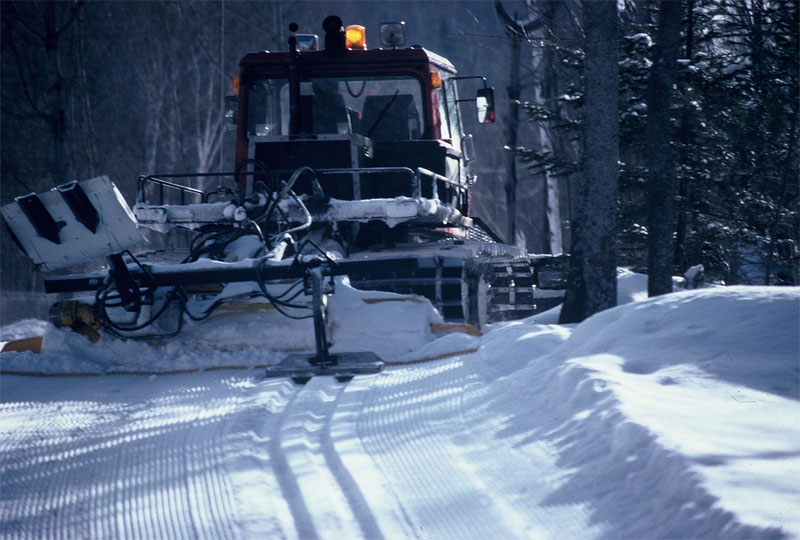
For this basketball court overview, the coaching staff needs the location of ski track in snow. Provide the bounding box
[1,374,243,540]
[4,288,798,540]
[3,283,797,539]
[268,376,384,539]
[0,356,601,540]
[362,360,509,538]
[357,357,599,540]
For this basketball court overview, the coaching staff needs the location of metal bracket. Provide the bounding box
[266,261,384,383]
[107,253,144,312]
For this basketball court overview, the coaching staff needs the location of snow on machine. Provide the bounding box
[2,17,566,381]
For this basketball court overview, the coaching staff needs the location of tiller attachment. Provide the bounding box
[42,252,396,383]
[3,174,404,383]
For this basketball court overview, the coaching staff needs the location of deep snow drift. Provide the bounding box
[1,275,798,539]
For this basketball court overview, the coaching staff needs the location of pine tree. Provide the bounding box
[646,0,683,296]
[560,0,619,323]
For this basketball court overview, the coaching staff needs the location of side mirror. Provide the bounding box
[476,87,495,124]
[224,95,238,131]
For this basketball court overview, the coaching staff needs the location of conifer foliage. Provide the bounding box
[517,0,798,287]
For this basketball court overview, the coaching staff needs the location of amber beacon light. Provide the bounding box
[345,25,366,49]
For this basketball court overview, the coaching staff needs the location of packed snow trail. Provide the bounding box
[356,356,600,539]
[0,372,244,539]
[2,284,798,539]
[0,358,599,539]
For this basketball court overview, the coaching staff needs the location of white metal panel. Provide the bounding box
[1,176,144,271]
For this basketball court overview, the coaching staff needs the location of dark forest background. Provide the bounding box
[1,0,797,324]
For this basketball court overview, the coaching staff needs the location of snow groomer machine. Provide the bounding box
[2,17,566,381]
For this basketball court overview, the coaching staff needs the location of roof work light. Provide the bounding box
[295,34,319,51]
[380,22,406,48]
[345,25,366,49]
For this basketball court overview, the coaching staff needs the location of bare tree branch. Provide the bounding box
[6,34,46,119]
[0,105,46,121]
[7,2,45,45]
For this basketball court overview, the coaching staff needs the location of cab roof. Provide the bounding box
[239,46,457,74]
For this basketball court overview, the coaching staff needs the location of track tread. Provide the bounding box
[486,260,539,323]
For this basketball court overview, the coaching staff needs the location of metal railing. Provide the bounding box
[137,173,230,206]
[137,165,468,208]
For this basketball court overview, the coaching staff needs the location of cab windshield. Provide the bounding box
[247,75,424,140]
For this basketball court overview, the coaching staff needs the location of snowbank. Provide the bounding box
[476,285,800,538]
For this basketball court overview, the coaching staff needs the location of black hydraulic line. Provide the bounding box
[254,258,314,313]
[271,278,304,300]
[235,159,275,200]
[97,285,180,333]
[262,166,314,224]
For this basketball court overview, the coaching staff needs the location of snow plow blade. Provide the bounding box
[267,352,384,383]
[1,336,43,354]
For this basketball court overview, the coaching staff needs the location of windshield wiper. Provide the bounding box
[366,90,400,139]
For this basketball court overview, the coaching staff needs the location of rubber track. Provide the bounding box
[486,261,538,322]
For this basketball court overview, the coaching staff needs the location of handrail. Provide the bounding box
[137,171,261,206]
[416,167,467,201]
[315,166,418,198]
[137,173,236,205]
[137,175,207,206]
[137,166,466,208]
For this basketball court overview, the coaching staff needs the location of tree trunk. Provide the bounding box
[673,0,695,272]
[646,0,683,297]
[559,0,619,324]
[504,34,521,245]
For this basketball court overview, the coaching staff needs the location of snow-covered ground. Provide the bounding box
[1,272,799,539]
